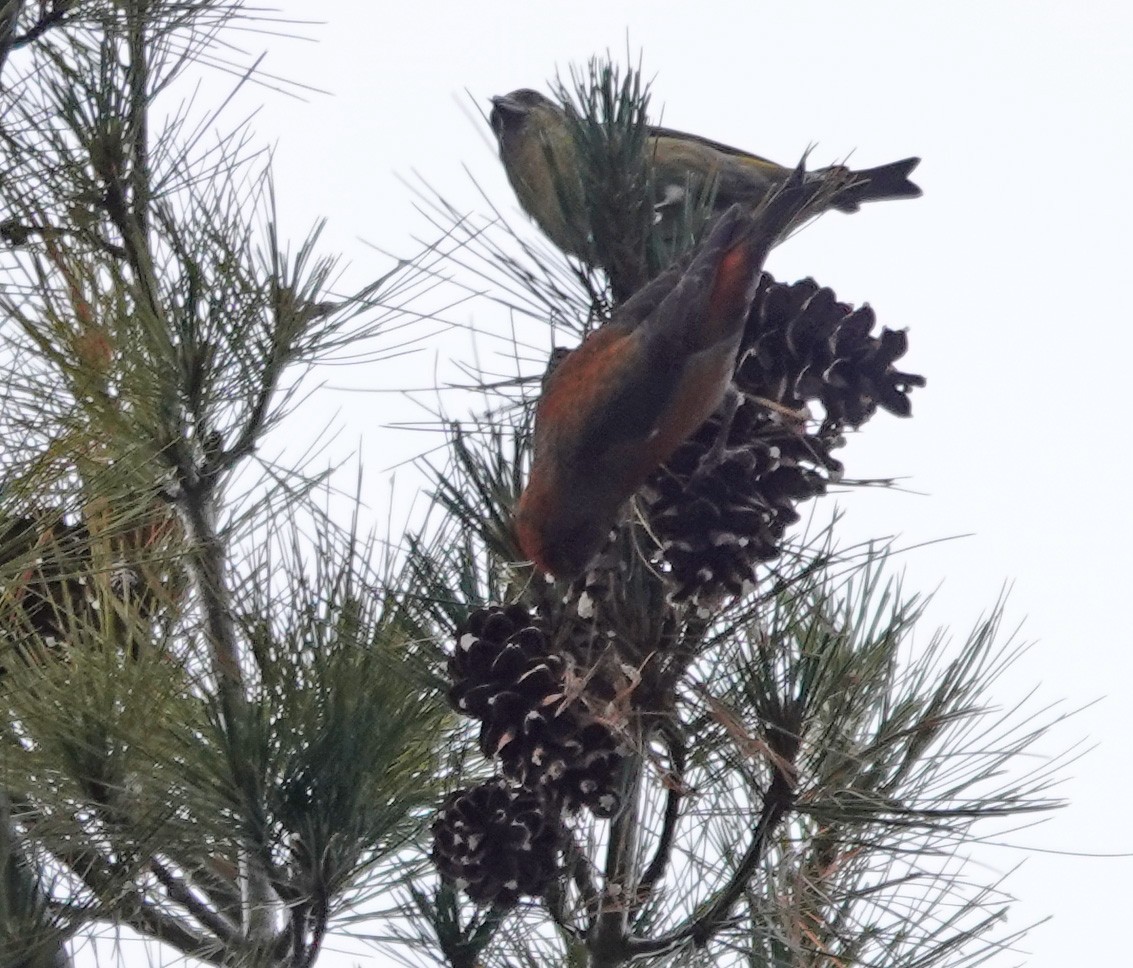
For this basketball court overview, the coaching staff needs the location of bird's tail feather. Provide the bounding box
[831,157,922,212]
[662,163,835,351]
[624,160,848,352]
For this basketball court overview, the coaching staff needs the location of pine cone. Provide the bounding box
[449,604,560,720]
[642,399,832,603]
[737,274,925,427]
[431,780,563,908]
[510,707,625,818]
[449,606,625,816]
[642,274,924,604]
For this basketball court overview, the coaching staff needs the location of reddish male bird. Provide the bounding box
[515,171,829,579]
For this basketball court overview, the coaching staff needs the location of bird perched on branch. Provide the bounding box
[489,88,921,260]
[514,170,833,580]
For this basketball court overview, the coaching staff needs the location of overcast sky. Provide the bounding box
[78,0,1133,965]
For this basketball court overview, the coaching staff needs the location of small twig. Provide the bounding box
[295,890,329,968]
[0,789,76,968]
[0,1,21,75]
[587,752,643,968]
[431,890,505,968]
[0,218,126,258]
[16,795,220,962]
[562,827,599,925]
[626,713,802,958]
[687,757,795,947]
[149,858,239,945]
[116,890,221,965]
[176,476,283,947]
[189,856,245,926]
[101,172,163,321]
[635,723,686,903]
[9,0,68,52]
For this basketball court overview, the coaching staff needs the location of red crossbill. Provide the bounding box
[514,171,830,579]
[489,88,921,259]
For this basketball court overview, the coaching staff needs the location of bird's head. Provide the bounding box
[514,451,618,581]
[515,496,613,581]
[489,89,556,144]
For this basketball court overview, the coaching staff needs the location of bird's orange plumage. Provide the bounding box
[515,176,829,579]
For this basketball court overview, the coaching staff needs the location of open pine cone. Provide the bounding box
[737,274,923,427]
[448,605,626,816]
[642,273,924,604]
[431,779,564,908]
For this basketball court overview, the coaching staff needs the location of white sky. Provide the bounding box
[75,0,1133,965]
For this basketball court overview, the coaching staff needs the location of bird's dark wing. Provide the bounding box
[648,123,784,168]
[648,126,790,219]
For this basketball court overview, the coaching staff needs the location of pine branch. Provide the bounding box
[634,724,686,904]
[0,791,74,968]
[178,482,281,946]
[562,830,599,924]
[149,858,240,946]
[115,891,222,964]
[0,0,22,69]
[126,88,282,940]
[0,8,429,959]
[624,710,801,959]
[0,218,127,258]
[589,754,644,968]
[10,793,221,964]
[6,0,67,56]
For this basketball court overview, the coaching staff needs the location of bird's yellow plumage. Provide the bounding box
[489,88,921,259]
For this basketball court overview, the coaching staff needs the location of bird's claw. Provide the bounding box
[692,385,743,480]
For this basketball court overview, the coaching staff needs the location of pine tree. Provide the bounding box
[401,63,1069,968]
[0,3,447,965]
[0,6,1068,968]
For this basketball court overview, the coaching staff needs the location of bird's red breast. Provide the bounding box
[515,242,755,578]
[514,195,818,579]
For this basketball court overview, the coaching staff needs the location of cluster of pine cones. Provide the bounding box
[642,272,923,604]
[432,603,630,908]
[431,273,922,908]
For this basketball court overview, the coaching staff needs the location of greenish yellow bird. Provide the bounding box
[489,88,921,258]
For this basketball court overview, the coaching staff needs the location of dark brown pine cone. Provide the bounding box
[641,273,923,605]
[737,273,925,428]
[449,606,626,816]
[430,779,564,908]
[448,604,561,720]
[641,398,834,603]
